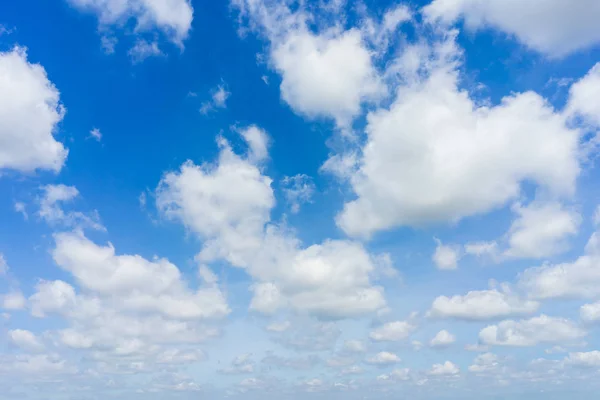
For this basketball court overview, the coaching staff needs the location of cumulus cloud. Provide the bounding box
[423,0,600,57]
[428,361,459,376]
[428,286,539,320]
[156,129,387,319]
[565,351,600,368]
[566,63,600,127]
[365,351,401,366]
[479,315,586,347]
[0,47,67,173]
[432,239,461,270]
[369,320,416,342]
[232,0,385,128]
[66,0,194,45]
[580,301,600,323]
[430,330,456,348]
[519,231,600,299]
[504,201,581,259]
[335,33,581,238]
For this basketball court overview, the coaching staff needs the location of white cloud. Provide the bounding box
[468,352,499,374]
[200,83,231,115]
[51,231,229,320]
[38,184,105,231]
[281,174,315,213]
[504,201,581,259]
[66,0,193,45]
[89,128,102,142]
[2,291,26,310]
[565,351,600,368]
[233,0,384,128]
[430,330,456,348]
[432,239,460,270]
[128,39,163,63]
[595,205,600,226]
[464,241,499,259]
[0,47,67,173]
[519,231,600,299]
[423,0,600,57]
[156,130,387,319]
[377,368,411,382]
[369,320,416,342]
[8,329,44,352]
[237,125,270,163]
[365,351,401,365]
[334,34,581,238]
[566,63,600,127]
[29,280,77,318]
[428,286,539,321]
[479,315,586,347]
[428,361,459,376]
[580,301,600,323]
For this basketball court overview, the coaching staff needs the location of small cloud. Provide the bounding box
[0,24,14,36]
[14,201,28,220]
[261,75,269,85]
[0,253,8,275]
[128,39,163,64]
[200,82,230,115]
[100,35,117,55]
[281,174,315,213]
[89,128,102,142]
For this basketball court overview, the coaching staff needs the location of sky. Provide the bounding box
[1,0,600,399]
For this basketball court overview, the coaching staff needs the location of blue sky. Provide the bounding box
[1,0,600,398]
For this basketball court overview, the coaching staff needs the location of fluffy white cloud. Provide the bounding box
[428,287,539,320]
[29,280,77,318]
[377,368,411,382]
[423,0,600,57]
[566,63,600,127]
[370,320,416,342]
[519,231,600,299]
[281,174,315,213]
[504,201,581,259]
[428,361,459,376]
[565,351,600,368]
[479,315,586,347]
[220,353,255,374]
[365,351,401,365]
[430,330,456,348]
[233,0,384,127]
[8,329,44,352]
[67,0,193,45]
[0,47,67,173]
[580,301,600,323]
[51,231,229,320]
[157,130,387,319]
[335,35,581,237]
[432,239,460,270]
